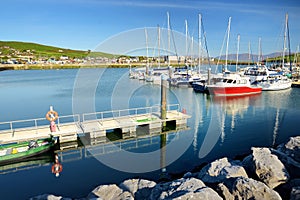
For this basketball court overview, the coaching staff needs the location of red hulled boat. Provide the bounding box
[207,73,262,96]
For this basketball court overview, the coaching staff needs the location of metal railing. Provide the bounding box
[0,104,182,138]
[82,104,180,124]
[0,114,80,136]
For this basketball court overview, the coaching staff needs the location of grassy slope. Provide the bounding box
[0,41,115,59]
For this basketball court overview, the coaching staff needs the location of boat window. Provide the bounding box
[227,79,233,83]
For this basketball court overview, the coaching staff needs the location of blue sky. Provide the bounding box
[1,0,300,56]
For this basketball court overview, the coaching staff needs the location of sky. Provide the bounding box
[1,0,300,57]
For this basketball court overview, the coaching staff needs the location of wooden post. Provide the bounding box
[161,75,167,129]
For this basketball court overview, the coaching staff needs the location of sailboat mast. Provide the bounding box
[286,13,292,72]
[158,25,161,68]
[198,14,202,74]
[282,13,288,68]
[167,12,171,66]
[225,17,232,71]
[248,41,251,67]
[258,37,262,65]
[236,34,240,72]
[185,20,188,59]
[145,28,149,75]
[191,36,194,68]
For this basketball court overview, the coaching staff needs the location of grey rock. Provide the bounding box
[217,177,282,200]
[243,147,289,189]
[150,177,222,200]
[217,182,235,200]
[278,136,300,163]
[183,171,192,179]
[290,186,300,200]
[87,184,133,200]
[119,179,156,199]
[172,187,222,200]
[29,194,71,200]
[31,194,72,200]
[271,148,300,178]
[198,157,248,183]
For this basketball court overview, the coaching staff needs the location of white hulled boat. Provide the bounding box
[255,73,292,91]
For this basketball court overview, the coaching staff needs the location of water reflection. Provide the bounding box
[263,89,292,146]
[211,94,262,142]
[0,131,181,177]
[0,154,54,175]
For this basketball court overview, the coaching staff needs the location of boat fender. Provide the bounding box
[46,111,59,122]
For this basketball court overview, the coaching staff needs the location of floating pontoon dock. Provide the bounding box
[0,104,190,145]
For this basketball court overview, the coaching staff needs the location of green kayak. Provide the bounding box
[0,137,56,165]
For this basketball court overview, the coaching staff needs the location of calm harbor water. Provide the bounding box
[0,68,300,199]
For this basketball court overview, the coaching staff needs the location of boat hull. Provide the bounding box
[207,86,262,96]
[0,138,55,166]
[192,83,209,93]
[259,82,292,91]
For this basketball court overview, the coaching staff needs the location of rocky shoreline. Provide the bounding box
[31,136,300,200]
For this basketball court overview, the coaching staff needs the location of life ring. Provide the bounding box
[46,110,59,121]
[51,163,63,174]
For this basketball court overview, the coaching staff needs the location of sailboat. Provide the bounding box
[192,14,214,93]
[250,14,292,91]
[207,17,262,96]
[146,16,171,85]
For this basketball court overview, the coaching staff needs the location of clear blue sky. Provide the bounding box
[1,0,299,57]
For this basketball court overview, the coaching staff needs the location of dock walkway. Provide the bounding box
[0,104,190,145]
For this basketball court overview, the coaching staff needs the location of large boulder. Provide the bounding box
[243,147,289,189]
[150,177,222,200]
[87,184,133,200]
[197,157,248,183]
[217,177,282,200]
[277,136,300,163]
[272,136,300,178]
[119,179,156,200]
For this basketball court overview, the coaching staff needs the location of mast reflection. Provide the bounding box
[211,94,262,142]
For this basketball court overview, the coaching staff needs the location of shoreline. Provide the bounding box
[0,60,255,71]
[30,135,300,200]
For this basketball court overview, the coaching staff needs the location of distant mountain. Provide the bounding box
[216,52,287,62]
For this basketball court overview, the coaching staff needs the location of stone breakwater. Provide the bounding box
[31,136,300,200]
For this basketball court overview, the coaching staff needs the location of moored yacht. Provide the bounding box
[206,73,262,96]
[254,73,292,91]
[244,65,292,91]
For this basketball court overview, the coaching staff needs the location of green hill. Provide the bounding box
[0,41,115,59]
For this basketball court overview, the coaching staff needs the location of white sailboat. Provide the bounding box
[146,14,171,85]
[251,14,292,91]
